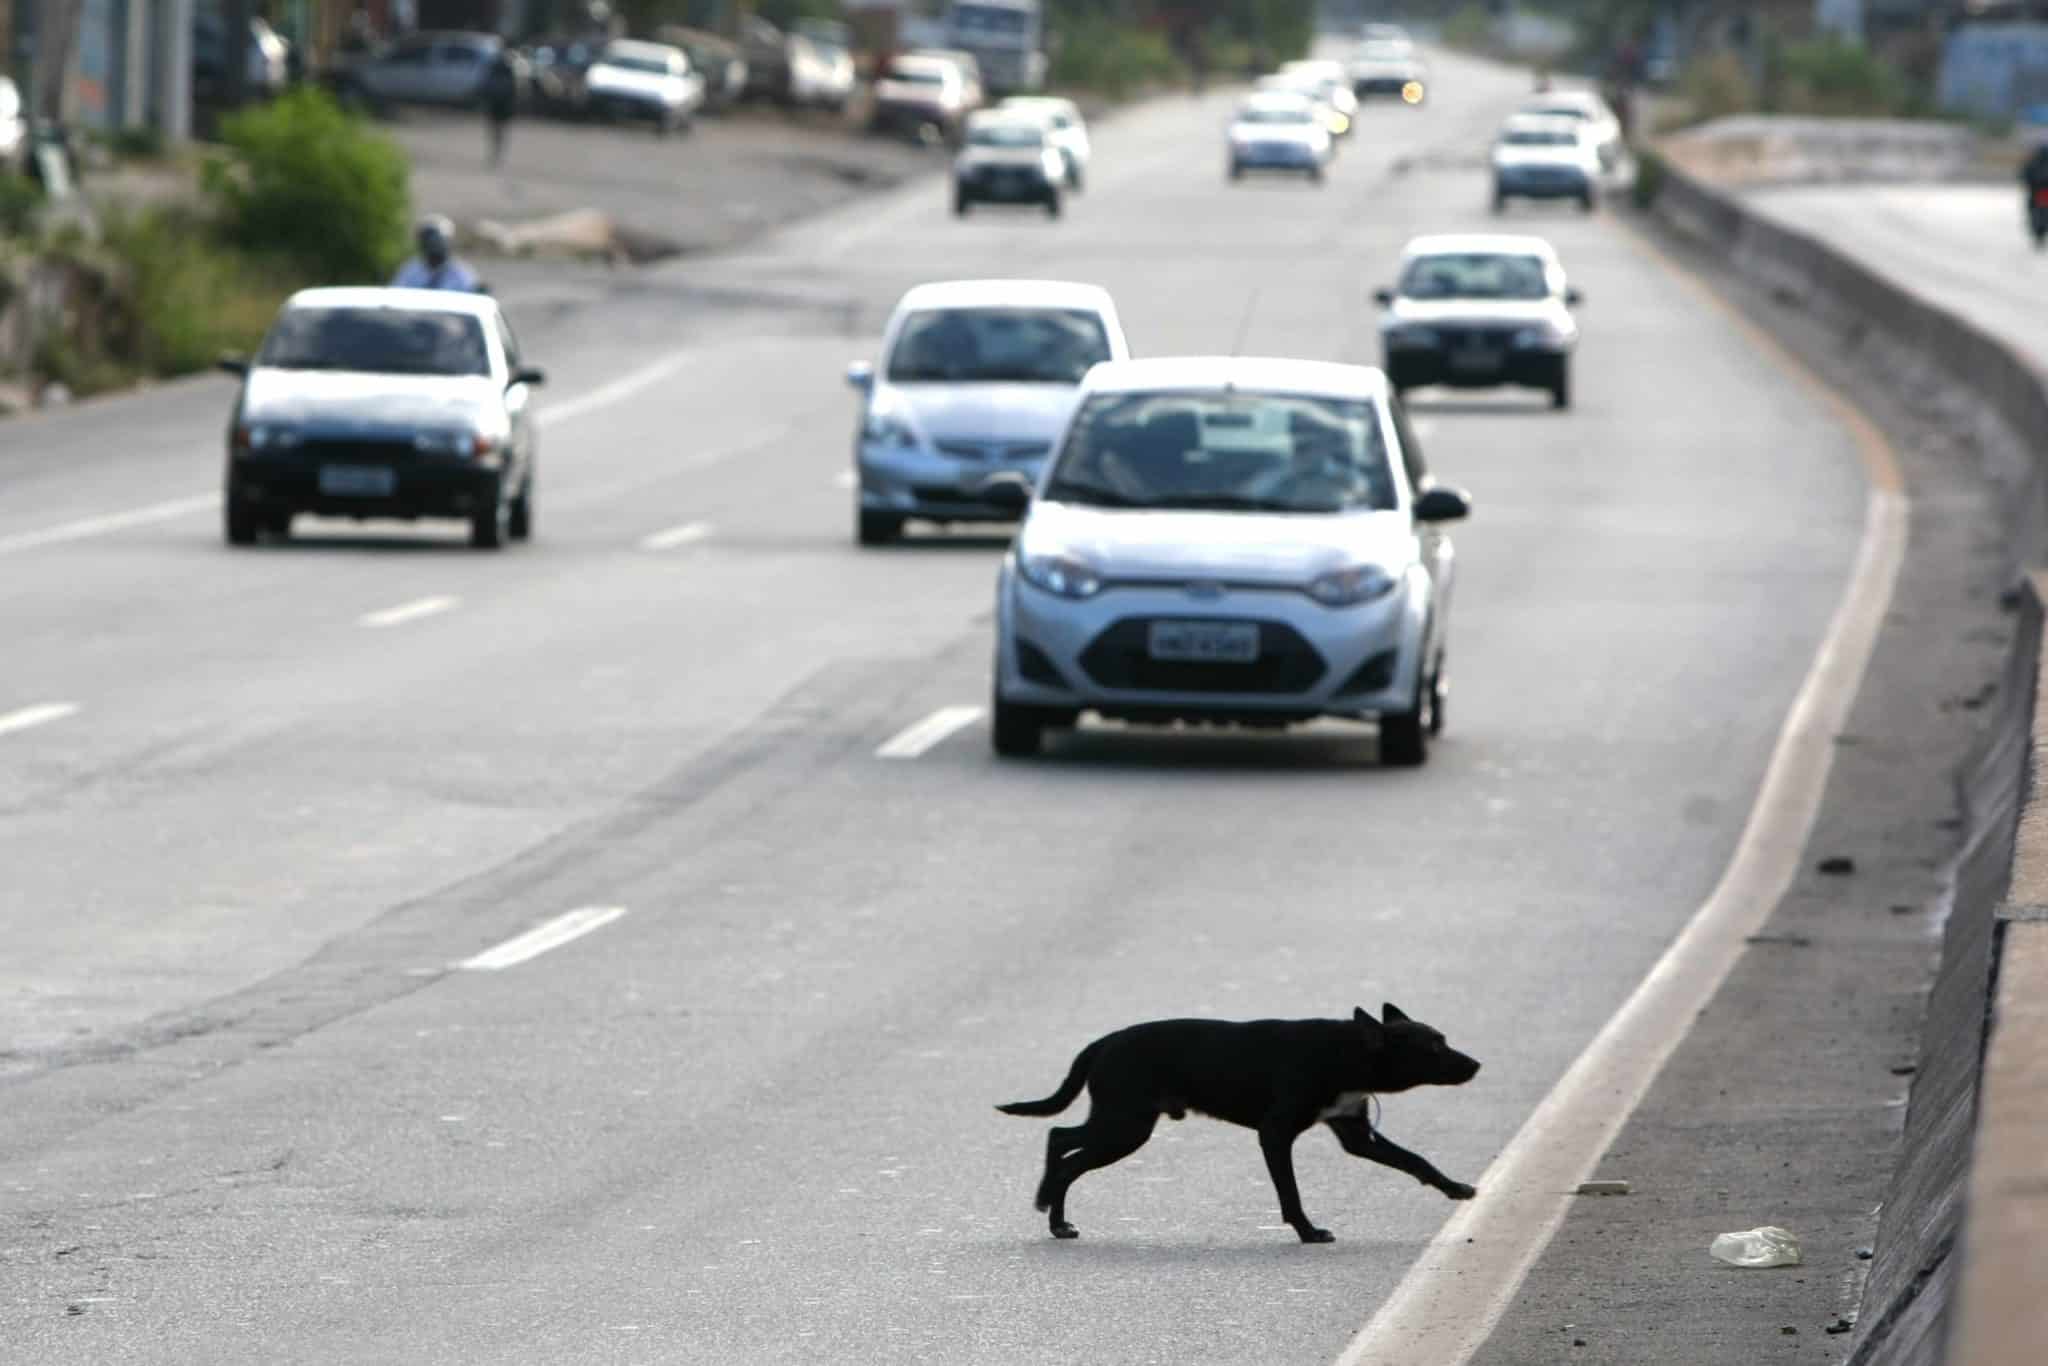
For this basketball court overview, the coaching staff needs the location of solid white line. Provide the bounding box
[1333,487,1908,1366]
[457,906,628,972]
[876,705,985,760]
[536,352,700,429]
[639,520,715,552]
[0,702,80,737]
[0,493,220,557]
[359,595,460,629]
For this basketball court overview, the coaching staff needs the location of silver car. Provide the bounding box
[1376,234,1582,408]
[846,280,1129,545]
[988,357,1471,764]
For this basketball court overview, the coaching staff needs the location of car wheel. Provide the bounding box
[1491,189,1506,215]
[261,507,293,541]
[224,497,259,547]
[991,696,1046,758]
[954,191,971,217]
[858,508,903,546]
[1045,190,1062,219]
[1068,164,1084,192]
[677,113,695,136]
[1228,160,1243,181]
[1427,651,1447,736]
[471,488,509,550]
[508,479,533,541]
[1550,359,1572,411]
[1379,691,1429,768]
[1579,189,1597,213]
[1309,163,1325,184]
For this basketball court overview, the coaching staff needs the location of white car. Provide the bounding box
[1228,92,1333,182]
[986,356,1470,764]
[1278,59,1361,127]
[1255,72,1351,140]
[0,77,22,172]
[1520,90,1623,169]
[585,39,706,133]
[953,110,1067,217]
[871,53,973,139]
[787,28,856,110]
[1350,38,1427,102]
[1376,234,1583,408]
[1492,114,1601,211]
[845,280,1129,545]
[999,95,1090,190]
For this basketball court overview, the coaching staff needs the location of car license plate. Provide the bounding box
[318,465,396,497]
[1450,347,1503,373]
[1148,620,1259,663]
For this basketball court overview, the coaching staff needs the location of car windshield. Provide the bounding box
[885,65,945,85]
[1238,105,1314,125]
[259,308,491,377]
[1503,129,1576,146]
[1044,390,1396,514]
[603,50,672,75]
[1399,254,1550,301]
[969,124,1043,148]
[887,308,1111,384]
[1526,104,1591,121]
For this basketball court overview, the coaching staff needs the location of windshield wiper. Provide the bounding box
[1043,480,1147,508]
[1147,494,1306,512]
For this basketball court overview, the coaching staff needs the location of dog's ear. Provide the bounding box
[1354,1005,1379,1026]
[1381,1002,1411,1024]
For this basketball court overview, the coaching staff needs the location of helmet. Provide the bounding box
[416,214,455,264]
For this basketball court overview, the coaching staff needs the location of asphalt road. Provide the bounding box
[0,51,1872,1364]
[1747,182,2048,366]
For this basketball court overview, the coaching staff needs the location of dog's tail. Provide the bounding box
[995,1038,1102,1117]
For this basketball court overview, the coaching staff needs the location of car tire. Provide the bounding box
[1045,190,1062,219]
[991,696,1046,758]
[262,507,294,541]
[1379,691,1429,768]
[954,191,971,217]
[224,497,259,547]
[1069,163,1084,192]
[471,488,509,550]
[1427,651,1447,736]
[1309,163,1325,184]
[1491,189,1506,215]
[508,479,533,541]
[858,508,903,546]
[1550,360,1572,411]
[1579,189,1597,213]
[1228,160,1243,181]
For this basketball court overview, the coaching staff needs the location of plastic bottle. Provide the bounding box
[1710,1226,1802,1268]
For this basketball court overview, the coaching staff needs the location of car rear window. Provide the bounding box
[259,308,491,377]
[1045,390,1396,514]
[887,308,1111,384]
[1502,129,1577,146]
[968,123,1044,148]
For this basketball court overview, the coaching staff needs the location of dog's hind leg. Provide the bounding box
[1034,1125,1086,1212]
[1043,1111,1157,1240]
[1259,1123,1332,1244]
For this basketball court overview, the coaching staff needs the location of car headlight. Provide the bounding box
[1513,323,1568,349]
[1018,551,1103,600]
[1384,325,1441,349]
[862,408,918,450]
[1307,565,1398,607]
[237,423,303,453]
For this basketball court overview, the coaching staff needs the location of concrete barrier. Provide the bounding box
[1646,161,2048,1365]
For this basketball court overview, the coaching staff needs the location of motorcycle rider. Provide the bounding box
[390,215,483,291]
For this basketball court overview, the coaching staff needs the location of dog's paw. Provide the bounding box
[1297,1226,1336,1244]
[1443,1181,1477,1201]
[1051,1222,1080,1240]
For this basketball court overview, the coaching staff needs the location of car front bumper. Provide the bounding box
[859,443,1046,524]
[227,449,504,520]
[1383,336,1570,391]
[1232,142,1321,169]
[1494,166,1594,199]
[957,169,1056,202]
[995,566,1431,723]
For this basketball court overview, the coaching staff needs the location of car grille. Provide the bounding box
[1433,325,1518,350]
[297,437,420,464]
[1079,618,1327,695]
[935,439,1050,462]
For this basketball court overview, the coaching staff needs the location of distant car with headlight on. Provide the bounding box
[218,288,546,549]
[1491,113,1600,211]
[1376,234,1582,408]
[1349,37,1427,102]
[953,109,1067,217]
[846,279,1129,545]
[1228,91,1333,183]
[1277,59,1360,129]
[986,356,1471,765]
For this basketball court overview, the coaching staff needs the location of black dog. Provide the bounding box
[997,1004,1480,1242]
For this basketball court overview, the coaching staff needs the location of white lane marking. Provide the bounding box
[0,493,220,557]
[876,705,985,760]
[359,595,460,629]
[833,471,857,490]
[1410,417,1439,441]
[1334,486,1910,1366]
[536,352,700,429]
[0,702,79,737]
[458,906,629,971]
[639,520,715,552]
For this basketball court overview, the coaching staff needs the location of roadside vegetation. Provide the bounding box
[0,88,408,403]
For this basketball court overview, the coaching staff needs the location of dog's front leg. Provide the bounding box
[1259,1124,1333,1243]
[1327,1118,1476,1201]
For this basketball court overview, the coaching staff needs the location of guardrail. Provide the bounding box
[1645,158,2048,1366]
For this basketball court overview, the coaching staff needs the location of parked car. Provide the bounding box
[1491,114,1601,211]
[740,15,791,101]
[583,39,705,133]
[844,279,1129,545]
[524,36,600,116]
[1376,234,1582,408]
[788,20,857,110]
[658,26,748,111]
[0,78,23,173]
[339,31,501,107]
[870,53,972,141]
[987,356,1469,764]
[1000,94,1090,189]
[1227,91,1333,183]
[218,287,547,550]
[953,109,1067,217]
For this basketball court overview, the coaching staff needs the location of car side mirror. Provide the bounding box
[846,360,875,393]
[1373,287,1394,307]
[1413,486,1471,523]
[217,354,250,377]
[981,472,1033,513]
[510,365,546,388]
[1565,286,1583,306]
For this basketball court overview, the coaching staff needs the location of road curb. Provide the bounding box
[1643,156,2048,1366]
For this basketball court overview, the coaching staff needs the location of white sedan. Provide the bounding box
[1228,92,1333,183]
[987,356,1470,764]
[999,95,1091,190]
[1520,89,1624,169]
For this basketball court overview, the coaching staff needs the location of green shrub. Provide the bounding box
[1681,51,1757,122]
[203,87,410,283]
[1050,15,1184,99]
[0,172,41,238]
[1442,5,1496,54]
[1632,146,1667,209]
[1776,37,1912,116]
[101,206,294,377]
